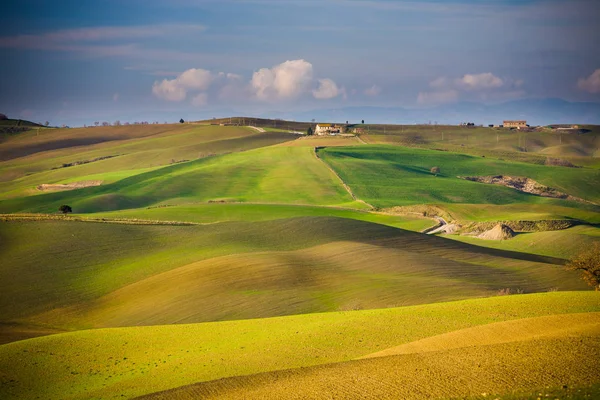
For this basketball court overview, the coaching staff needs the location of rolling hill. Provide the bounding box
[0,120,598,399]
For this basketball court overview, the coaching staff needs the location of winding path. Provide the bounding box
[313,147,374,209]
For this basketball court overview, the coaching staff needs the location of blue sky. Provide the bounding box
[1,0,599,125]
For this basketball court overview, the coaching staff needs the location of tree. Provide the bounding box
[59,205,72,215]
[45,121,49,127]
[0,113,7,120]
[180,118,185,124]
[361,120,365,124]
[307,126,314,136]
[94,121,99,127]
[566,242,600,291]
[430,166,440,175]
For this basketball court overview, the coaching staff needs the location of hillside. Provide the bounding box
[0,121,598,399]
[1,217,586,343]
[1,293,598,400]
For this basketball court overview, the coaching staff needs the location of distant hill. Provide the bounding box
[0,118,44,128]
[0,118,45,135]
[272,98,600,126]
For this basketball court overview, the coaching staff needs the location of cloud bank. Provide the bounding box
[152,59,342,106]
[418,72,524,105]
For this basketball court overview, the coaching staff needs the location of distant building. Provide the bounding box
[315,123,342,135]
[503,120,527,129]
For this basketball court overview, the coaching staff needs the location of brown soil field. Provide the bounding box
[36,180,103,191]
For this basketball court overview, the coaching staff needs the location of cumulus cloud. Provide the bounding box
[152,59,342,105]
[251,59,314,100]
[313,78,342,99]
[364,84,382,96]
[578,69,600,93]
[152,68,213,102]
[455,73,504,91]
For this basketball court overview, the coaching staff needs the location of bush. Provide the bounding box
[59,205,72,214]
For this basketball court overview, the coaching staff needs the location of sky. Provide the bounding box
[1,0,599,126]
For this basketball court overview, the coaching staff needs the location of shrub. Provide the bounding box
[59,205,72,214]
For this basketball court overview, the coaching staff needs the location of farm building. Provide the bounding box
[315,123,343,135]
[503,120,527,129]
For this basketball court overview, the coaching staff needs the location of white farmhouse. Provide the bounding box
[315,123,342,135]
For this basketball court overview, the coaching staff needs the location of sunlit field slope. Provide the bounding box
[0,218,587,340]
[0,293,598,400]
[318,145,600,208]
[0,125,296,200]
[0,145,360,213]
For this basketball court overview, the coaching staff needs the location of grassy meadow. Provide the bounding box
[0,121,599,399]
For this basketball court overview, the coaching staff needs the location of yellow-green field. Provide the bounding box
[0,121,599,399]
[1,293,599,400]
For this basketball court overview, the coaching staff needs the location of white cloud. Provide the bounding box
[364,84,382,96]
[251,59,314,100]
[313,78,341,99]
[455,72,504,91]
[152,68,213,102]
[152,79,187,102]
[176,68,213,91]
[417,90,459,105]
[191,93,208,107]
[418,72,523,105]
[578,69,600,93]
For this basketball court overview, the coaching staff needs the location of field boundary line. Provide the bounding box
[313,147,374,210]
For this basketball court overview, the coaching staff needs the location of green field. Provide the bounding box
[0,121,599,399]
[318,145,600,208]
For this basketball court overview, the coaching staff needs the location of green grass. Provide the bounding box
[442,203,600,224]
[0,292,598,400]
[0,126,296,200]
[318,145,600,208]
[0,217,587,337]
[87,203,433,231]
[0,146,356,213]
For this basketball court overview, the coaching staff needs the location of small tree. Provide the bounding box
[307,126,314,136]
[566,243,600,291]
[431,166,440,175]
[361,120,365,124]
[45,121,49,127]
[59,205,72,215]
[180,118,185,124]
[0,113,7,120]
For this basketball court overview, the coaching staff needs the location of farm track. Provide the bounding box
[313,147,374,209]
